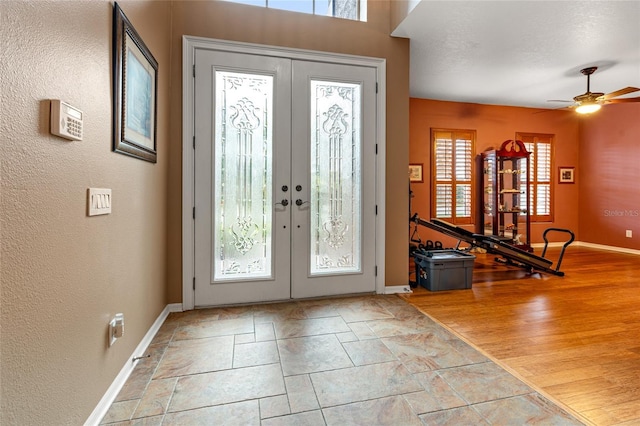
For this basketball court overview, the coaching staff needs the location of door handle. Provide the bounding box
[295,199,309,207]
[276,199,289,207]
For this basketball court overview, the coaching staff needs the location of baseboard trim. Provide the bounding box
[384,285,413,294]
[532,241,640,255]
[530,242,565,249]
[574,241,640,256]
[84,303,183,426]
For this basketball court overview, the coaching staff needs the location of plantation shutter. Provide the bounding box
[431,129,475,224]
[518,133,553,222]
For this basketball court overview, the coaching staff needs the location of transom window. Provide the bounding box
[431,129,475,225]
[224,0,366,21]
[516,132,553,222]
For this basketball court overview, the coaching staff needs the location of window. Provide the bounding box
[431,129,475,225]
[516,133,553,222]
[224,0,366,21]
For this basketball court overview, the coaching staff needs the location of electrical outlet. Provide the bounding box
[626,230,632,238]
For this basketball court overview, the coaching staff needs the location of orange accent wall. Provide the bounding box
[410,99,581,247]
[579,103,640,250]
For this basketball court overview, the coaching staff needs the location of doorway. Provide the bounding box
[182,38,386,308]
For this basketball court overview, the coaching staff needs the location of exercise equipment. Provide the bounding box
[410,224,444,251]
[410,214,574,276]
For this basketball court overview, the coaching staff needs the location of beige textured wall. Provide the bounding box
[0,1,170,424]
[166,0,411,301]
[390,0,421,31]
[0,1,408,422]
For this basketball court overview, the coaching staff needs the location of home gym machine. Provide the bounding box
[410,214,575,277]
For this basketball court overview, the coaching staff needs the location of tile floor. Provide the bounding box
[101,295,584,425]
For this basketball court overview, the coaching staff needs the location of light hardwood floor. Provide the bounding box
[401,246,640,426]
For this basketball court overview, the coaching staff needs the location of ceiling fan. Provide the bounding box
[549,67,640,114]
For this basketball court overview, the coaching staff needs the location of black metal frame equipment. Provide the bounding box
[410,214,574,276]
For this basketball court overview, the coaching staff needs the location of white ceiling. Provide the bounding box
[392,0,640,110]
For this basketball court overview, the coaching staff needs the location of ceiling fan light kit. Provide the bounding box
[548,66,640,114]
[575,103,601,114]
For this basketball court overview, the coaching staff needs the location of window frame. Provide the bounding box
[515,132,554,222]
[224,0,366,21]
[430,128,476,225]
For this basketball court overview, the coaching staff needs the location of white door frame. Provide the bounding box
[181,36,386,310]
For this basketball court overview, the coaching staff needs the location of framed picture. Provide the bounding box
[112,2,158,163]
[558,166,575,184]
[409,163,423,183]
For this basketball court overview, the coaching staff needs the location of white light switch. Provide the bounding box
[87,188,112,216]
[109,313,124,346]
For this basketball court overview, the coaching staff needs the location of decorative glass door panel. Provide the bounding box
[194,50,292,306]
[290,60,376,299]
[310,80,362,275]
[194,49,376,305]
[213,71,273,281]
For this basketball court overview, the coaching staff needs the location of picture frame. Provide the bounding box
[409,163,424,183]
[112,2,158,163]
[558,166,575,184]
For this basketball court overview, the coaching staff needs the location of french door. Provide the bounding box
[193,48,377,306]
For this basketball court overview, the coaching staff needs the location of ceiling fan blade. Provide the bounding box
[605,96,640,104]
[534,105,573,114]
[546,100,574,103]
[598,87,640,101]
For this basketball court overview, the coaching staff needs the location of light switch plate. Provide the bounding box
[88,188,112,216]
